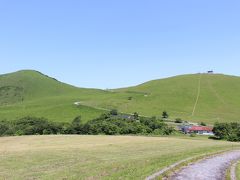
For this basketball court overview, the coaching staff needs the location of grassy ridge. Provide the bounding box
[1,70,240,123]
[83,73,240,123]
[0,135,239,180]
[0,70,108,122]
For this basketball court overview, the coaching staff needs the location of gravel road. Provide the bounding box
[170,150,240,180]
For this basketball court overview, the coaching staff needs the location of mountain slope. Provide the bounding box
[110,73,240,123]
[0,70,108,122]
[0,70,106,101]
[0,70,240,124]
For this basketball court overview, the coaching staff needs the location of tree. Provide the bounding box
[133,112,139,120]
[128,97,133,100]
[110,109,118,116]
[213,122,240,142]
[175,118,183,123]
[162,111,169,119]
[72,116,82,126]
[0,121,9,136]
[200,122,207,126]
[71,116,83,134]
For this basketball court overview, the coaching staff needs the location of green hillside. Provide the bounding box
[114,74,240,122]
[83,73,240,124]
[0,70,108,122]
[0,70,240,124]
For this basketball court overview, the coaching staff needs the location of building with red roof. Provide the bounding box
[180,125,214,136]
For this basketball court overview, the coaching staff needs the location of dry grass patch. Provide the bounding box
[0,135,239,180]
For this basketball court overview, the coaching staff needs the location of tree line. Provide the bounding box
[0,112,175,136]
[1,111,239,142]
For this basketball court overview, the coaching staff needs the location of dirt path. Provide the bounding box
[170,150,240,180]
[192,74,202,116]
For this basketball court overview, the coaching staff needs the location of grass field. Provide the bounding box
[237,162,240,180]
[0,97,105,123]
[1,70,240,124]
[0,135,239,180]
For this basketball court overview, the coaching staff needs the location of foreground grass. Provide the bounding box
[237,162,240,180]
[0,135,239,180]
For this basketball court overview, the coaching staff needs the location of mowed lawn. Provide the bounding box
[237,162,240,180]
[0,136,239,180]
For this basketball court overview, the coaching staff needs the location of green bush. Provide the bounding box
[110,109,118,116]
[200,122,207,126]
[190,133,197,137]
[175,118,183,123]
[0,121,9,136]
[213,122,240,142]
[162,111,169,119]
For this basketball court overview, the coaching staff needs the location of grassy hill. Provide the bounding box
[111,74,240,123]
[0,70,108,122]
[0,70,240,124]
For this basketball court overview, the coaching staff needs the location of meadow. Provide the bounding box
[0,135,239,180]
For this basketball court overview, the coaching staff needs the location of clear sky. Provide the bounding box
[0,0,240,89]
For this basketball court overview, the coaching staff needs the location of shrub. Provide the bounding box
[133,112,139,120]
[200,122,207,126]
[0,121,9,136]
[190,133,197,137]
[128,97,133,100]
[110,109,118,116]
[15,130,24,136]
[213,122,240,142]
[175,118,183,123]
[162,111,169,119]
[71,116,83,134]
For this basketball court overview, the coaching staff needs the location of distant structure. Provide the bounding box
[74,102,81,106]
[207,70,214,74]
[179,125,214,136]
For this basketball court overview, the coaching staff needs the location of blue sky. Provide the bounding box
[0,0,240,89]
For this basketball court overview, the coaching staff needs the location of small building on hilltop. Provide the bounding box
[207,70,214,74]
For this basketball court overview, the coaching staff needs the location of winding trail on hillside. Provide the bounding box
[192,74,202,116]
[169,150,240,180]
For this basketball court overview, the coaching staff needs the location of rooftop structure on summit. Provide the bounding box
[207,70,214,74]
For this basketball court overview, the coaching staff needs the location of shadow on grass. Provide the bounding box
[208,136,221,140]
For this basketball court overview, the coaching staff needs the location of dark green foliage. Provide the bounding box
[175,118,183,123]
[162,111,169,119]
[0,120,10,136]
[110,109,118,116]
[200,122,207,126]
[190,133,197,137]
[128,97,133,100]
[0,114,176,136]
[133,112,139,120]
[0,117,63,136]
[140,116,174,135]
[70,116,83,134]
[213,122,240,142]
[82,114,151,135]
[15,117,63,135]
